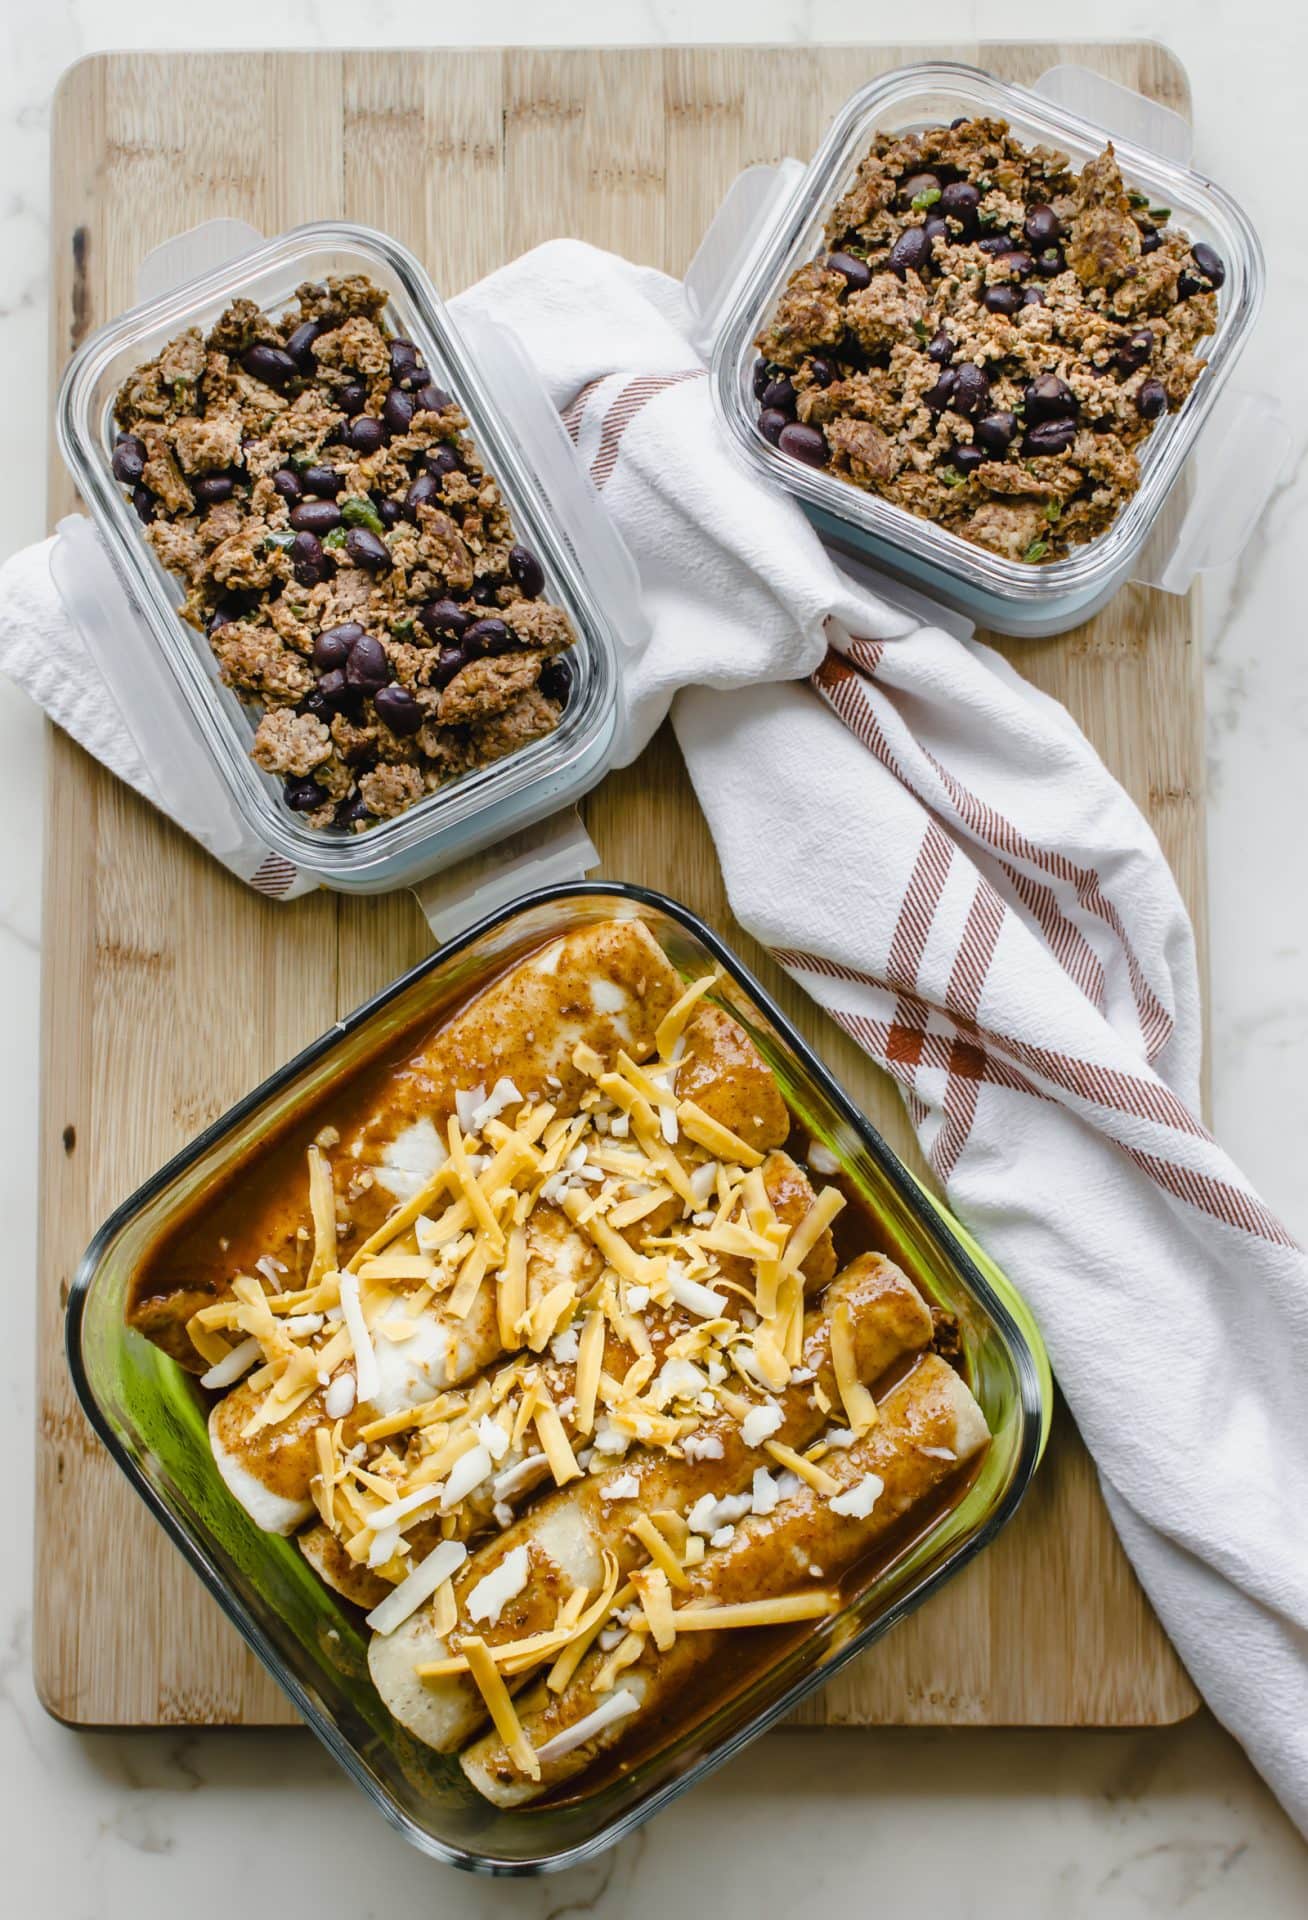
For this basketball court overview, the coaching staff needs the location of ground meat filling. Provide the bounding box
[753,118,1222,564]
[111,275,578,831]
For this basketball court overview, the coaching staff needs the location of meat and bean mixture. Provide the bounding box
[754,117,1224,563]
[111,277,576,830]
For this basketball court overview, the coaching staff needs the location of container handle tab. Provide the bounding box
[1133,386,1291,594]
[1032,65,1193,166]
[412,807,599,946]
[135,219,266,304]
[683,159,807,361]
[49,514,251,860]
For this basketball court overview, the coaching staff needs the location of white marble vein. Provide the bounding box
[0,0,1305,1910]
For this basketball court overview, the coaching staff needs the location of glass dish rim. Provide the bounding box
[710,58,1266,604]
[54,218,620,879]
[65,879,1048,1875]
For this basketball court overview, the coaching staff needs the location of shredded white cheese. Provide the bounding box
[683,1431,725,1464]
[324,1372,357,1420]
[602,1471,640,1501]
[829,1473,885,1520]
[466,1545,530,1626]
[688,1489,753,1537]
[337,1270,380,1404]
[534,1687,641,1764]
[492,1452,550,1502]
[807,1141,841,1175]
[441,1443,494,1510]
[365,1538,468,1636]
[664,1262,727,1320]
[199,1336,261,1391]
[741,1402,784,1449]
[477,1415,511,1462]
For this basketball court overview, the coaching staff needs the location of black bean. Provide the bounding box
[1025,373,1077,420]
[1136,378,1168,420]
[345,527,391,572]
[389,339,423,388]
[189,473,233,508]
[419,598,469,639]
[1191,242,1225,289]
[430,644,467,689]
[900,171,941,206]
[377,497,402,529]
[471,580,499,607]
[314,622,363,669]
[1114,328,1154,375]
[335,794,373,829]
[289,499,342,536]
[1177,270,1203,299]
[241,343,298,388]
[427,443,462,475]
[284,776,327,812]
[508,544,545,598]
[413,382,451,415]
[539,654,573,704]
[924,367,958,411]
[951,362,990,416]
[300,688,332,721]
[382,388,416,437]
[923,215,949,247]
[1024,204,1062,249]
[939,181,980,231]
[761,376,798,417]
[1023,419,1077,456]
[995,249,1033,278]
[982,284,1022,317]
[272,468,302,503]
[1034,248,1065,279]
[778,421,828,466]
[301,465,344,498]
[346,415,386,456]
[111,434,146,485]
[284,319,323,367]
[464,618,512,657]
[758,407,790,445]
[887,226,931,277]
[346,632,391,690]
[374,683,424,735]
[752,357,771,400]
[978,235,1015,256]
[809,356,837,387]
[927,329,954,367]
[207,606,234,633]
[339,380,368,418]
[317,667,352,709]
[404,471,442,518]
[952,444,985,475]
[291,530,328,586]
[975,410,1017,453]
[131,485,156,524]
[826,251,872,292]
[949,115,969,129]
[1139,226,1161,255]
[1021,286,1046,307]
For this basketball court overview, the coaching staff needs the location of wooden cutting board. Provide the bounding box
[38,41,1202,1730]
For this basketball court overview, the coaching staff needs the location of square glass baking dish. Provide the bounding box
[54,221,626,893]
[703,62,1266,638]
[66,883,1050,1875]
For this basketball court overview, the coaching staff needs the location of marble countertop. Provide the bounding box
[2,2,1305,1912]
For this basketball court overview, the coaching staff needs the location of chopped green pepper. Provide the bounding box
[1023,539,1050,562]
[1148,205,1172,225]
[1127,189,1150,209]
[322,527,347,551]
[391,614,416,637]
[1043,501,1062,523]
[262,531,296,552]
[340,496,386,535]
[938,466,968,489]
[911,186,942,210]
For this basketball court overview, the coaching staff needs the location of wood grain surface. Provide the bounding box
[38,42,1202,1730]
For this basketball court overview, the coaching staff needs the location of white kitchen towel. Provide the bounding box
[3,237,1306,1831]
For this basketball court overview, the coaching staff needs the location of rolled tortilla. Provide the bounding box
[367,1253,934,1753]
[129,917,682,1364]
[461,1352,990,1805]
[673,1007,790,1155]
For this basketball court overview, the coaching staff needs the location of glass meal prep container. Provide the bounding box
[53,220,635,896]
[67,882,1051,1876]
[692,61,1275,638]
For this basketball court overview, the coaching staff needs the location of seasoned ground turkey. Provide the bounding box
[111,274,576,831]
[754,118,1223,564]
